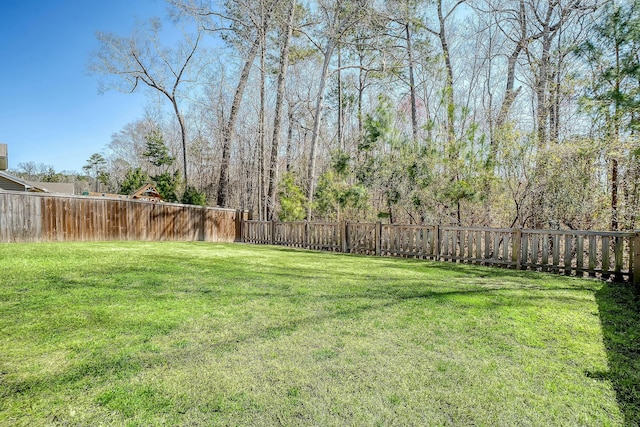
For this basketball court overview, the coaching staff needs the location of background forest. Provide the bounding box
[13,0,640,230]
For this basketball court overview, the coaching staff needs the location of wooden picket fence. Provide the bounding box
[3,190,639,284]
[243,220,640,285]
[0,191,247,243]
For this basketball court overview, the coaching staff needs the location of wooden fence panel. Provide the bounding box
[241,220,639,283]
[308,222,340,251]
[382,224,435,258]
[0,191,242,243]
[520,230,635,280]
[348,223,376,255]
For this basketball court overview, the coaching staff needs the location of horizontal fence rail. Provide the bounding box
[243,220,640,285]
[0,191,247,243]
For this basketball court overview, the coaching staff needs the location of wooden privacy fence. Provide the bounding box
[0,191,248,243]
[243,220,640,285]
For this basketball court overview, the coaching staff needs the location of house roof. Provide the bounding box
[0,171,46,192]
[31,182,75,195]
[0,143,7,171]
[0,172,75,194]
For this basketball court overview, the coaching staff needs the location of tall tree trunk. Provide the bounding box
[285,106,295,172]
[358,50,365,144]
[171,99,189,188]
[337,46,344,150]
[258,9,267,220]
[536,33,552,147]
[267,0,296,220]
[216,37,260,207]
[533,0,562,148]
[307,39,336,220]
[611,158,619,230]
[492,43,524,158]
[611,42,621,231]
[437,1,455,149]
[406,22,418,145]
[429,0,456,150]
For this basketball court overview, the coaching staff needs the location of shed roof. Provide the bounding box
[131,183,163,201]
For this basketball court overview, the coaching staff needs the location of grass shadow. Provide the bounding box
[595,283,640,426]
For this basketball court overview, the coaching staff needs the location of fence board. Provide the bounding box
[588,236,596,277]
[540,234,548,271]
[532,235,539,268]
[552,234,560,272]
[614,236,624,281]
[564,235,572,275]
[576,235,584,275]
[602,237,610,279]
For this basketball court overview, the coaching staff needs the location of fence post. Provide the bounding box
[304,221,310,249]
[512,228,522,270]
[375,221,382,256]
[633,231,640,288]
[340,220,347,253]
[269,220,275,245]
[235,210,243,243]
[434,224,440,261]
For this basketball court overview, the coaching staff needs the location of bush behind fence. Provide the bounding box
[243,220,640,285]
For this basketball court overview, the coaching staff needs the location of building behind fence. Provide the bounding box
[0,191,247,243]
[243,220,640,286]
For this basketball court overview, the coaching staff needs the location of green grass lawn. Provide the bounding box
[0,242,638,426]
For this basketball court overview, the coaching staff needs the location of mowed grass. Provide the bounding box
[0,242,637,426]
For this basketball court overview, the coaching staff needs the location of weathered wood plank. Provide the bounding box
[541,234,549,271]
[576,235,584,276]
[564,235,573,276]
[502,233,510,265]
[602,236,611,279]
[452,230,459,262]
[484,230,491,263]
[531,235,539,269]
[588,235,596,277]
[443,230,450,261]
[614,236,624,281]
[511,229,529,270]
[552,234,560,273]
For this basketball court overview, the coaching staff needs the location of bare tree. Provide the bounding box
[425,0,465,149]
[90,19,201,188]
[384,0,428,144]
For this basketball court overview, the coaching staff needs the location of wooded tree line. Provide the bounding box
[80,0,639,230]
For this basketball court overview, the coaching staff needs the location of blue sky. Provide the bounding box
[0,0,170,173]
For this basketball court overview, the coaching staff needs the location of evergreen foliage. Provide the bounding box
[181,186,207,206]
[277,172,306,221]
[119,168,150,195]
